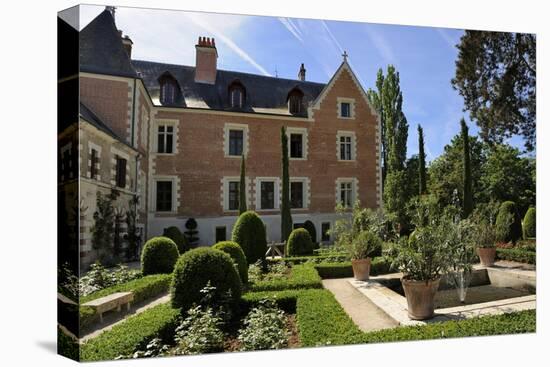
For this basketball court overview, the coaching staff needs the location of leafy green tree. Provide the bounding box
[480,144,535,215]
[367,65,409,180]
[405,155,420,200]
[384,170,409,233]
[417,124,427,195]
[452,31,536,151]
[280,126,293,241]
[238,155,247,215]
[461,119,474,218]
[428,133,486,208]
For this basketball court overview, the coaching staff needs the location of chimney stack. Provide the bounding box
[195,36,218,84]
[298,63,306,81]
[121,34,133,59]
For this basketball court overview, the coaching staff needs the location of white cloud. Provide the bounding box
[364,26,399,65]
[278,17,304,43]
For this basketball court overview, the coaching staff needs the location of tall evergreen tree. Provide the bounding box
[461,118,474,218]
[280,126,293,241]
[417,124,427,195]
[238,155,247,215]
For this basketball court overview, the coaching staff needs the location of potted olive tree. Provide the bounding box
[475,222,498,266]
[391,224,448,320]
[350,230,382,281]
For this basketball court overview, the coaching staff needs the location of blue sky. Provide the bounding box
[80,5,527,161]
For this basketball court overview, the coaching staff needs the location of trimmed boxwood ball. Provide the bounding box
[212,241,248,284]
[231,211,267,264]
[496,201,523,244]
[171,247,242,312]
[141,236,179,275]
[162,226,190,254]
[287,228,314,256]
[523,207,536,239]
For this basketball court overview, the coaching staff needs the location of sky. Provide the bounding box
[79,5,527,162]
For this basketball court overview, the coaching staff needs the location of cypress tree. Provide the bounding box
[238,155,247,215]
[461,118,474,218]
[281,126,293,241]
[418,124,427,195]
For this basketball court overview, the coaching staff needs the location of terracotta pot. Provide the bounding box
[351,258,372,281]
[401,277,440,320]
[477,247,496,266]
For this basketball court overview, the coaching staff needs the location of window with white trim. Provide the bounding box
[157,125,173,154]
[229,130,243,156]
[155,180,173,212]
[255,178,279,210]
[337,98,356,119]
[290,181,304,209]
[337,178,356,208]
[90,148,99,180]
[228,181,240,210]
[287,127,308,160]
[337,131,356,161]
[224,124,248,158]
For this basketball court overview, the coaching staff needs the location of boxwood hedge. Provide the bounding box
[248,264,322,292]
[496,248,536,265]
[314,257,393,279]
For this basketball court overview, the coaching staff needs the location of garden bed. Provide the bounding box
[248,263,322,292]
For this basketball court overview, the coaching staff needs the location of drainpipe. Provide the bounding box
[130,78,137,147]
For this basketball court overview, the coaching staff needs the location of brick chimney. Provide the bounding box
[195,37,218,84]
[119,31,133,59]
[298,63,306,81]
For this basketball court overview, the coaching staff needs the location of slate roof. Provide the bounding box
[79,10,137,78]
[79,102,138,152]
[132,60,326,115]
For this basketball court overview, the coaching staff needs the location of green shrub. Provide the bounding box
[287,228,314,256]
[314,257,392,279]
[350,230,382,259]
[269,253,350,265]
[58,326,79,361]
[303,220,317,244]
[171,247,242,312]
[212,241,248,284]
[141,237,179,275]
[523,207,536,239]
[232,211,267,264]
[80,274,173,329]
[80,303,180,361]
[163,226,191,254]
[238,299,288,351]
[174,306,224,355]
[184,218,199,247]
[249,263,322,292]
[496,248,536,264]
[496,201,522,244]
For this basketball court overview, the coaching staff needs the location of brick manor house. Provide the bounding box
[59,8,381,268]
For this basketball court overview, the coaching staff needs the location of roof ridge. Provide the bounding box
[131,59,326,86]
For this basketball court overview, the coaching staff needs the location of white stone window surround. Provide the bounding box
[337,97,356,119]
[224,123,249,158]
[220,176,250,212]
[336,130,357,161]
[153,118,179,155]
[286,127,308,160]
[254,177,281,211]
[152,175,180,214]
[335,177,358,208]
[87,141,102,181]
[290,177,310,210]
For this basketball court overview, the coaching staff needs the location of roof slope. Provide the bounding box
[132,60,326,115]
[79,10,137,78]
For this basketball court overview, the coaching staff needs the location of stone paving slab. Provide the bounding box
[322,278,398,332]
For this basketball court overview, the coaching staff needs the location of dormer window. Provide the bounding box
[158,72,179,106]
[228,80,245,109]
[287,88,304,115]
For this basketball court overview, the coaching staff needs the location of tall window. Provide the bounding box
[290,181,304,209]
[340,136,352,160]
[260,181,275,209]
[160,78,177,105]
[90,149,99,179]
[215,226,227,242]
[156,181,173,212]
[340,181,353,208]
[228,181,240,210]
[288,90,303,114]
[290,133,303,158]
[321,222,331,242]
[157,125,174,153]
[229,130,244,156]
[340,102,351,118]
[115,157,127,188]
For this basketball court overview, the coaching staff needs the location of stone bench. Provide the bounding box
[82,292,134,323]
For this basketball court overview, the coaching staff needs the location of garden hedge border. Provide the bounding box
[268,254,349,265]
[80,274,173,329]
[80,303,180,361]
[248,264,322,292]
[496,248,536,265]
[314,257,393,279]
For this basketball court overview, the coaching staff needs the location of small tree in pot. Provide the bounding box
[475,220,499,266]
[350,230,382,281]
[390,223,449,320]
